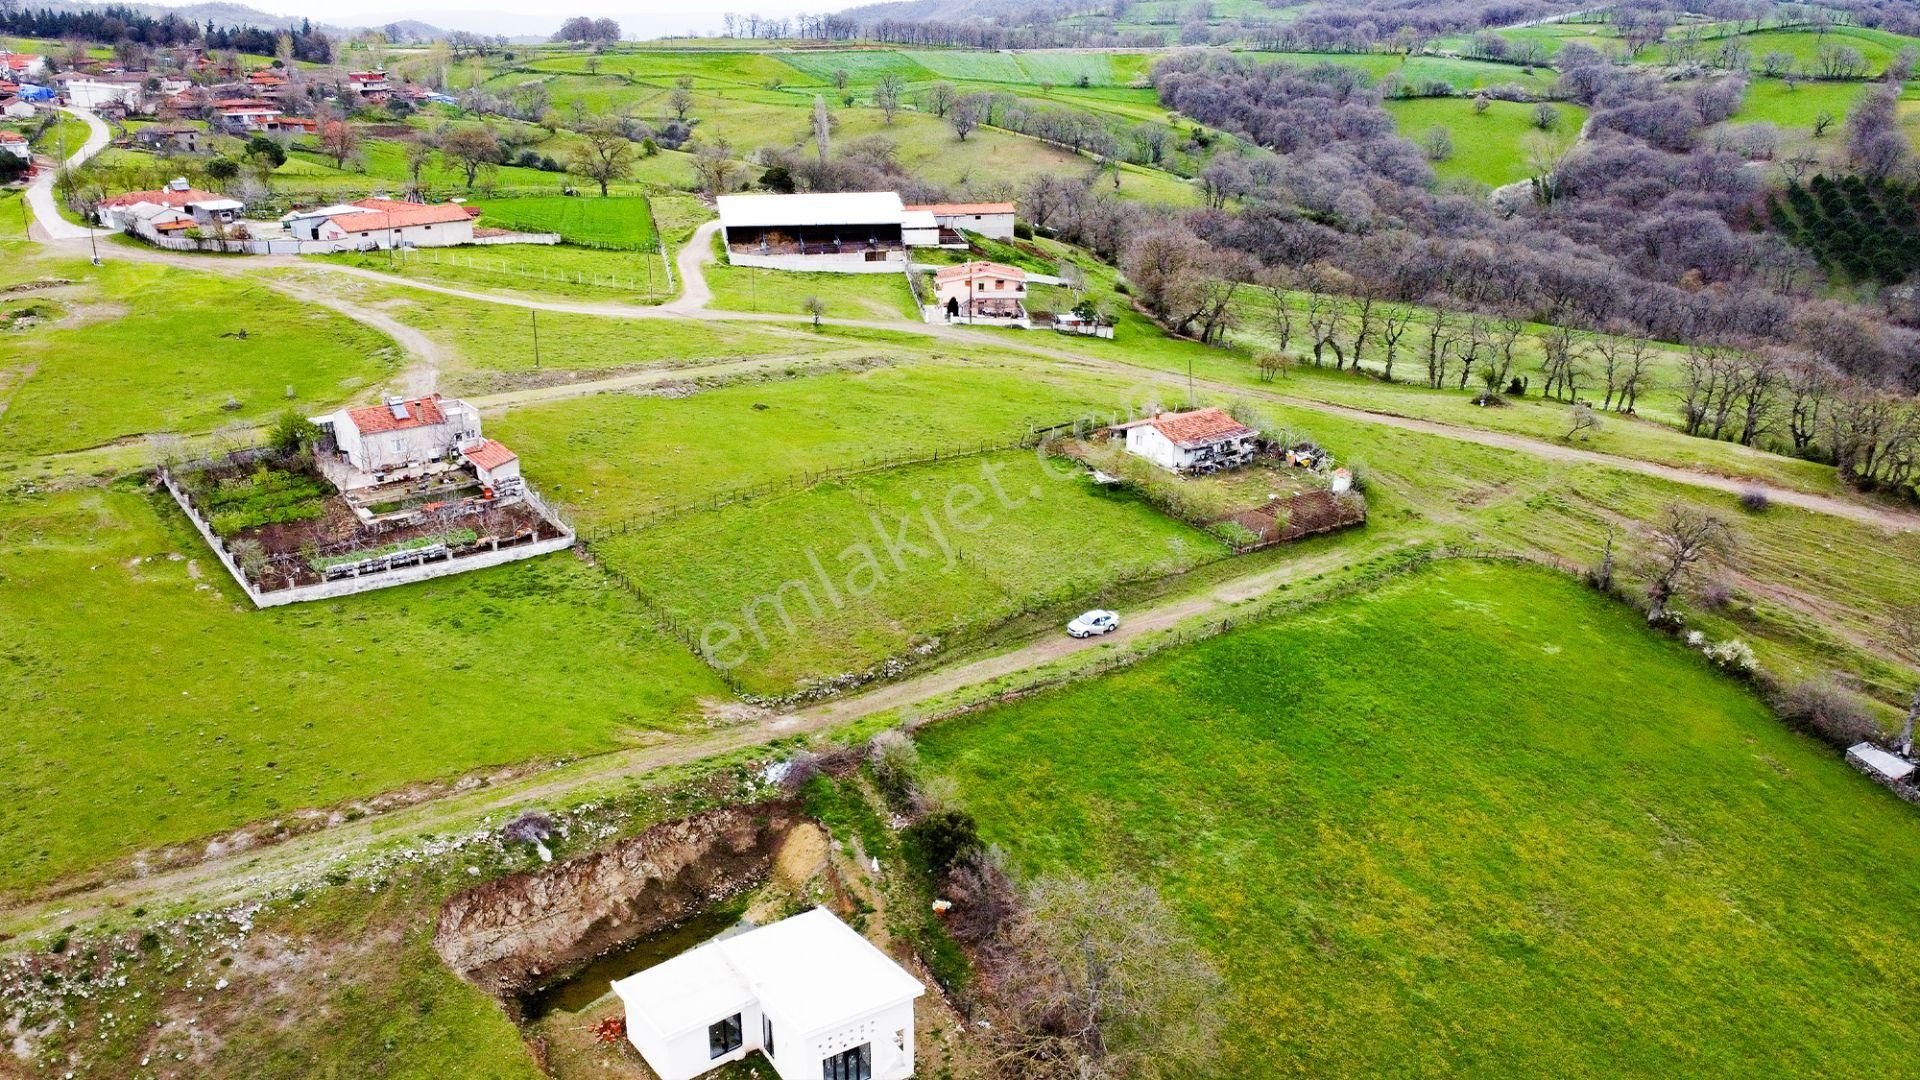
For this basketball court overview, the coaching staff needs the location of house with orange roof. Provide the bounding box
[933,261,1027,323]
[0,94,34,119]
[281,198,479,249]
[0,130,29,162]
[320,394,483,478]
[96,178,245,229]
[904,200,1016,241]
[1110,408,1259,473]
[0,53,47,80]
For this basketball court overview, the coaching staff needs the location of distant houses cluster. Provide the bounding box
[94,178,498,253]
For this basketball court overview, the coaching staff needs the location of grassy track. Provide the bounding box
[919,559,1920,1077]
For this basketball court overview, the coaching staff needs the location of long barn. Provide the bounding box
[716,191,949,273]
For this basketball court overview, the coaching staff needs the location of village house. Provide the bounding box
[318,394,484,480]
[905,201,1016,242]
[211,99,282,133]
[247,69,289,90]
[613,908,924,1080]
[95,179,244,230]
[0,95,34,119]
[346,70,391,98]
[459,438,522,499]
[281,198,479,249]
[1113,407,1259,473]
[718,191,952,272]
[132,124,206,154]
[0,130,28,162]
[57,72,146,111]
[0,53,47,80]
[934,260,1027,323]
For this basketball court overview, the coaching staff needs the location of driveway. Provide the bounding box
[25,106,111,242]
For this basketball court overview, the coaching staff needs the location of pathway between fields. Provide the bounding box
[0,542,1374,939]
[24,106,111,243]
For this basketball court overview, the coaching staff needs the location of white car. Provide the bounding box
[1067,609,1119,638]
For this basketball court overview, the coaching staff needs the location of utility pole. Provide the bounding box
[530,308,541,368]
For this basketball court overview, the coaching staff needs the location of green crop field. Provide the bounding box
[919,558,1920,1077]
[902,49,1032,83]
[594,450,1225,693]
[472,195,659,249]
[774,49,938,85]
[1386,98,1586,188]
[703,250,921,319]
[314,241,673,303]
[1730,77,1871,132]
[1718,26,1916,76]
[0,262,398,458]
[0,485,728,897]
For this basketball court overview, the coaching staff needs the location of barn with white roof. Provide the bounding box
[612,907,924,1080]
[718,191,954,272]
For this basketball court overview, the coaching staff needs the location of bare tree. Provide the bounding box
[1564,402,1602,442]
[668,76,695,122]
[1378,304,1416,383]
[873,72,906,124]
[992,873,1225,1080]
[949,94,983,141]
[691,138,743,196]
[1892,603,1920,757]
[567,118,634,196]
[923,81,957,118]
[1644,504,1733,625]
[438,124,500,189]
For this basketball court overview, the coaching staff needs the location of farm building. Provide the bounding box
[459,438,522,497]
[57,73,145,110]
[1113,408,1258,473]
[132,124,206,154]
[612,907,924,1080]
[0,95,34,119]
[96,179,244,229]
[718,191,948,272]
[281,198,478,248]
[906,201,1016,241]
[319,394,484,479]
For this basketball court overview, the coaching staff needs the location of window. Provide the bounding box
[823,1043,871,1080]
[709,1014,743,1059]
[763,1014,776,1059]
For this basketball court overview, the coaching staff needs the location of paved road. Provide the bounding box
[24,106,111,242]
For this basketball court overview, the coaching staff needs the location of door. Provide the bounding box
[822,1043,871,1080]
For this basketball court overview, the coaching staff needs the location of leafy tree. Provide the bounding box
[438,125,500,188]
[567,118,634,196]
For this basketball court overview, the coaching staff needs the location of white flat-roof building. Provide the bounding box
[613,907,924,1080]
[718,191,960,273]
[905,201,1016,242]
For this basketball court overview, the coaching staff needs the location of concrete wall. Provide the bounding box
[725,250,906,274]
[139,229,557,255]
[161,467,574,608]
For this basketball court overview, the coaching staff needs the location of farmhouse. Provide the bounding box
[1113,407,1258,473]
[318,394,483,479]
[0,130,26,161]
[58,73,144,111]
[0,95,34,119]
[459,438,522,498]
[1,53,46,79]
[281,198,479,248]
[613,907,924,1080]
[718,191,944,272]
[906,201,1016,241]
[346,70,391,97]
[212,100,282,133]
[96,178,244,229]
[132,124,206,154]
[934,261,1027,323]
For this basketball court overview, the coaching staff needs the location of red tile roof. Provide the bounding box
[461,439,517,471]
[907,202,1015,216]
[326,199,475,232]
[1146,408,1255,448]
[345,395,446,435]
[213,98,275,110]
[0,131,25,143]
[934,260,1025,282]
[99,186,223,208]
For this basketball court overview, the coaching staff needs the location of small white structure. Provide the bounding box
[347,70,392,96]
[281,198,477,249]
[322,394,482,475]
[0,95,35,119]
[934,260,1026,323]
[1848,743,1917,783]
[613,907,924,1080]
[0,130,27,161]
[905,201,1016,242]
[459,438,522,497]
[1113,407,1258,473]
[96,179,243,229]
[61,75,144,111]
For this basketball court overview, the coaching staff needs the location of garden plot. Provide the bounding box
[593,451,1225,695]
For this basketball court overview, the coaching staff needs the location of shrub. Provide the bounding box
[906,809,981,875]
[868,729,920,808]
[502,810,554,845]
[1774,677,1880,748]
[1739,487,1770,512]
[1013,221,1034,240]
[1702,637,1755,674]
[943,846,1020,945]
[1699,579,1735,609]
[269,409,321,456]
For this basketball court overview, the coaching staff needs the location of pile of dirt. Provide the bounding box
[433,804,800,1000]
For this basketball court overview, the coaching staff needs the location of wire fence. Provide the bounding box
[403,248,672,294]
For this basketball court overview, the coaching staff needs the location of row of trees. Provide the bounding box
[0,8,332,62]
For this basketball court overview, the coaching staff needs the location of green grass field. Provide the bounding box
[919,558,1920,1077]
[0,484,728,897]
[471,195,659,249]
[595,450,1225,692]
[1729,77,1871,133]
[0,262,399,458]
[1386,97,1586,187]
[314,241,672,303]
[704,244,922,319]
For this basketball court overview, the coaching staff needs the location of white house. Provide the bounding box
[934,260,1026,322]
[0,95,35,119]
[346,70,391,96]
[905,201,1016,242]
[96,179,244,229]
[322,394,482,475]
[613,907,924,1080]
[61,75,145,111]
[0,130,27,162]
[1113,407,1258,473]
[282,198,477,249]
[1,53,48,80]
